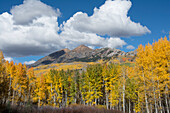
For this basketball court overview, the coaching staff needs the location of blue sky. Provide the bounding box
[0,0,169,64]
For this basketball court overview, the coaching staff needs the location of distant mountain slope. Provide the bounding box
[31,48,70,67]
[31,45,136,67]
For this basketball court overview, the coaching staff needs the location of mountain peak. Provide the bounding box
[79,44,87,47]
[77,44,89,49]
[73,45,93,52]
[31,45,136,67]
[63,48,70,53]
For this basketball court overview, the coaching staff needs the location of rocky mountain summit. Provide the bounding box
[31,45,136,67]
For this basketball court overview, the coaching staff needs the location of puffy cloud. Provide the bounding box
[24,60,36,65]
[63,0,150,37]
[126,45,135,49]
[4,57,13,62]
[0,0,150,58]
[107,38,126,48]
[10,0,61,25]
[0,12,64,57]
[60,28,126,49]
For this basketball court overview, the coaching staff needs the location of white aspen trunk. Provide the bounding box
[19,86,22,105]
[110,88,112,109]
[150,103,152,113]
[138,92,140,113]
[97,98,99,105]
[38,96,40,107]
[129,99,131,113]
[123,84,125,113]
[162,105,165,113]
[89,100,91,106]
[54,94,56,106]
[51,83,53,104]
[157,79,163,113]
[65,91,67,107]
[119,96,122,111]
[38,87,41,107]
[123,71,125,113]
[106,93,109,109]
[62,93,64,107]
[80,92,83,104]
[133,103,136,113]
[75,82,77,104]
[153,87,158,113]
[110,99,112,109]
[142,72,149,113]
[158,92,163,113]
[54,89,57,107]
[165,89,169,113]
[84,100,85,105]
[75,98,77,104]
[28,85,31,102]
[3,96,5,104]
[8,76,11,102]
[168,62,170,113]
[87,85,90,105]
[144,87,149,113]
[169,98,170,113]
[12,90,15,105]
[151,66,158,113]
[105,79,109,109]
[95,98,97,106]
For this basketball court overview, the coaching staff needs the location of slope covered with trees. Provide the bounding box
[0,37,169,113]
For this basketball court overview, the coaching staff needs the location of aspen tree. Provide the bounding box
[46,70,55,106]
[136,44,150,113]
[0,51,8,104]
[102,64,110,109]
[152,37,170,113]
[109,64,121,110]
[27,67,35,103]
[36,74,46,107]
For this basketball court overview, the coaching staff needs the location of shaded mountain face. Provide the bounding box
[31,45,136,67]
[31,48,70,67]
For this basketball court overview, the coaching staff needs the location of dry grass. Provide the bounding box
[0,104,122,113]
[33,62,98,75]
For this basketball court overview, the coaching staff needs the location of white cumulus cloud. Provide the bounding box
[4,57,13,62]
[60,28,126,49]
[63,0,150,37]
[24,60,36,65]
[10,0,61,25]
[126,45,135,49]
[0,12,64,57]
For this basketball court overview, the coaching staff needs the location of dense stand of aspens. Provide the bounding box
[0,37,169,113]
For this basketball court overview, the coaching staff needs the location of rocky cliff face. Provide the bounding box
[31,45,136,67]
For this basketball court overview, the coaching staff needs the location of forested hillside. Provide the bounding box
[0,37,169,113]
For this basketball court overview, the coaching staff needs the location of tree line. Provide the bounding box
[0,37,169,113]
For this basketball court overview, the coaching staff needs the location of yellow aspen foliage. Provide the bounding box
[109,64,121,107]
[35,74,46,107]
[27,67,36,102]
[0,51,8,103]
